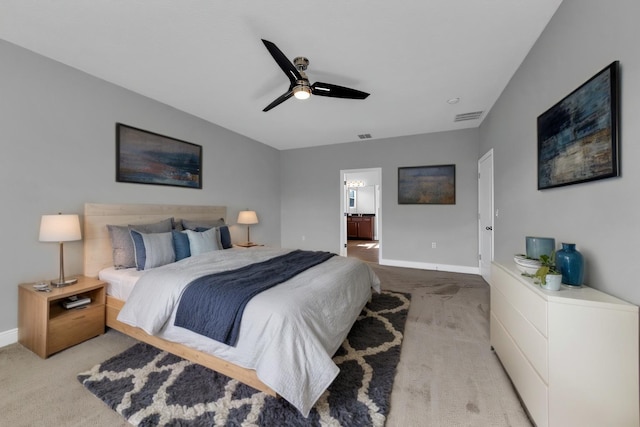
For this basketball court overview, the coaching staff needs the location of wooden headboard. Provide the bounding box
[83,203,227,278]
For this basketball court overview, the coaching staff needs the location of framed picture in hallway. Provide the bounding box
[537,61,620,190]
[398,164,456,204]
[116,123,202,189]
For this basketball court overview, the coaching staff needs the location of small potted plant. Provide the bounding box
[534,253,562,291]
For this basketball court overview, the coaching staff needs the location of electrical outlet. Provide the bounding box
[302,235,306,241]
[432,242,436,249]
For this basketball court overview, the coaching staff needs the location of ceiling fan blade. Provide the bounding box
[262,39,302,84]
[311,82,370,100]
[263,90,294,112]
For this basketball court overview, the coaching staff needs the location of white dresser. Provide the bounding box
[490,262,639,427]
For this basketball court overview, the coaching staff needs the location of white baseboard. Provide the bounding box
[0,328,18,348]
[380,258,480,275]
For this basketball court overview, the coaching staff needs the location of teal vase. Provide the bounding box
[555,243,584,287]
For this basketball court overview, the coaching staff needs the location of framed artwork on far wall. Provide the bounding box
[116,123,202,189]
[398,164,456,204]
[537,61,620,190]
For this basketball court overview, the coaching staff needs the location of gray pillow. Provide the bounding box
[181,218,225,231]
[107,225,136,269]
[131,217,173,234]
[107,218,173,268]
[171,218,184,231]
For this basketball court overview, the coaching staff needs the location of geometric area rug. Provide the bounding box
[78,291,411,427]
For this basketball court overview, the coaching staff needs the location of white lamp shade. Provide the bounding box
[39,214,82,242]
[237,210,259,225]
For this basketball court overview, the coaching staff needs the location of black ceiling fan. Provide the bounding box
[261,39,370,112]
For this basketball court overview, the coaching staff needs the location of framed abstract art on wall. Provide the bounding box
[116,123,202,189]
[537,61,620,190]
[398,164,456,204]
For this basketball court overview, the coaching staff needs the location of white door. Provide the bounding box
[478,149,494,282]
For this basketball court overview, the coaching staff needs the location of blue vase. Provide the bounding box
[555,243,584,287]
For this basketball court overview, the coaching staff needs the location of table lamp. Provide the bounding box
[237,210,258,246]
[39,213,82,287]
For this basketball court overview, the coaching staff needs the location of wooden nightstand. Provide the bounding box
[18,275,106,358]
[235,243,264,248]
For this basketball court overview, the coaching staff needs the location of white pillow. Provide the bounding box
[185,228,221,256]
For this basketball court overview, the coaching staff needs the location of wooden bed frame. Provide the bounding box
[83,202,276,396]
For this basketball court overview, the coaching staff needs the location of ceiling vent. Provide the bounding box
[357,133,372,139]
[454,111,483,122]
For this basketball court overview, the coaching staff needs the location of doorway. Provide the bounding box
[340,168,382,263]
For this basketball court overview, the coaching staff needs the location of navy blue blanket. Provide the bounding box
[174,250,336,346]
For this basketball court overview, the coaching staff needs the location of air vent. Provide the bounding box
[454,111,483,122]
[357,133,372,139]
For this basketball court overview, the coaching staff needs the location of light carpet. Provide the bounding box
[78,291,410,426]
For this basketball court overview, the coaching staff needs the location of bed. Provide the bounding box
[83,203,380,416]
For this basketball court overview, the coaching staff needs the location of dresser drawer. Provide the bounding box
[491,264,547,336]
[492,286,548,382]
[491,312,549,427]
[48,305,105,355]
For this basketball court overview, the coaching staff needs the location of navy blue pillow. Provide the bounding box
[172,230,191,261]
[219,225,232,249]
[130,230,147,269]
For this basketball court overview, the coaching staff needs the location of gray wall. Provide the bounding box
[0,40,281,333]
[7,0,636,336]
[479,0,640,304]
[280,129,481,271]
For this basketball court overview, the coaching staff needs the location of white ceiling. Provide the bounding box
[0,1,562,150]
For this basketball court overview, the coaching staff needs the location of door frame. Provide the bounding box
[339,167,382,258]
[478,149,494,281]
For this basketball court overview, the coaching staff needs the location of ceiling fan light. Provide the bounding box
[293,85,311,100]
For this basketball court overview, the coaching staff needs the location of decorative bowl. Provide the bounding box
[514,255,541,275]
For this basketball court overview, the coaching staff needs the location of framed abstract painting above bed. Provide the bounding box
[116,123,202,189]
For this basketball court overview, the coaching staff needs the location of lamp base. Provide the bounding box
[236,242,258,248]
[50,277,78,288]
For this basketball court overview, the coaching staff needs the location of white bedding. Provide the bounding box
[99,266,142,301]
[114,247,380,416]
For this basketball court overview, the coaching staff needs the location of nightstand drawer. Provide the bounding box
[47,305,104,355]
